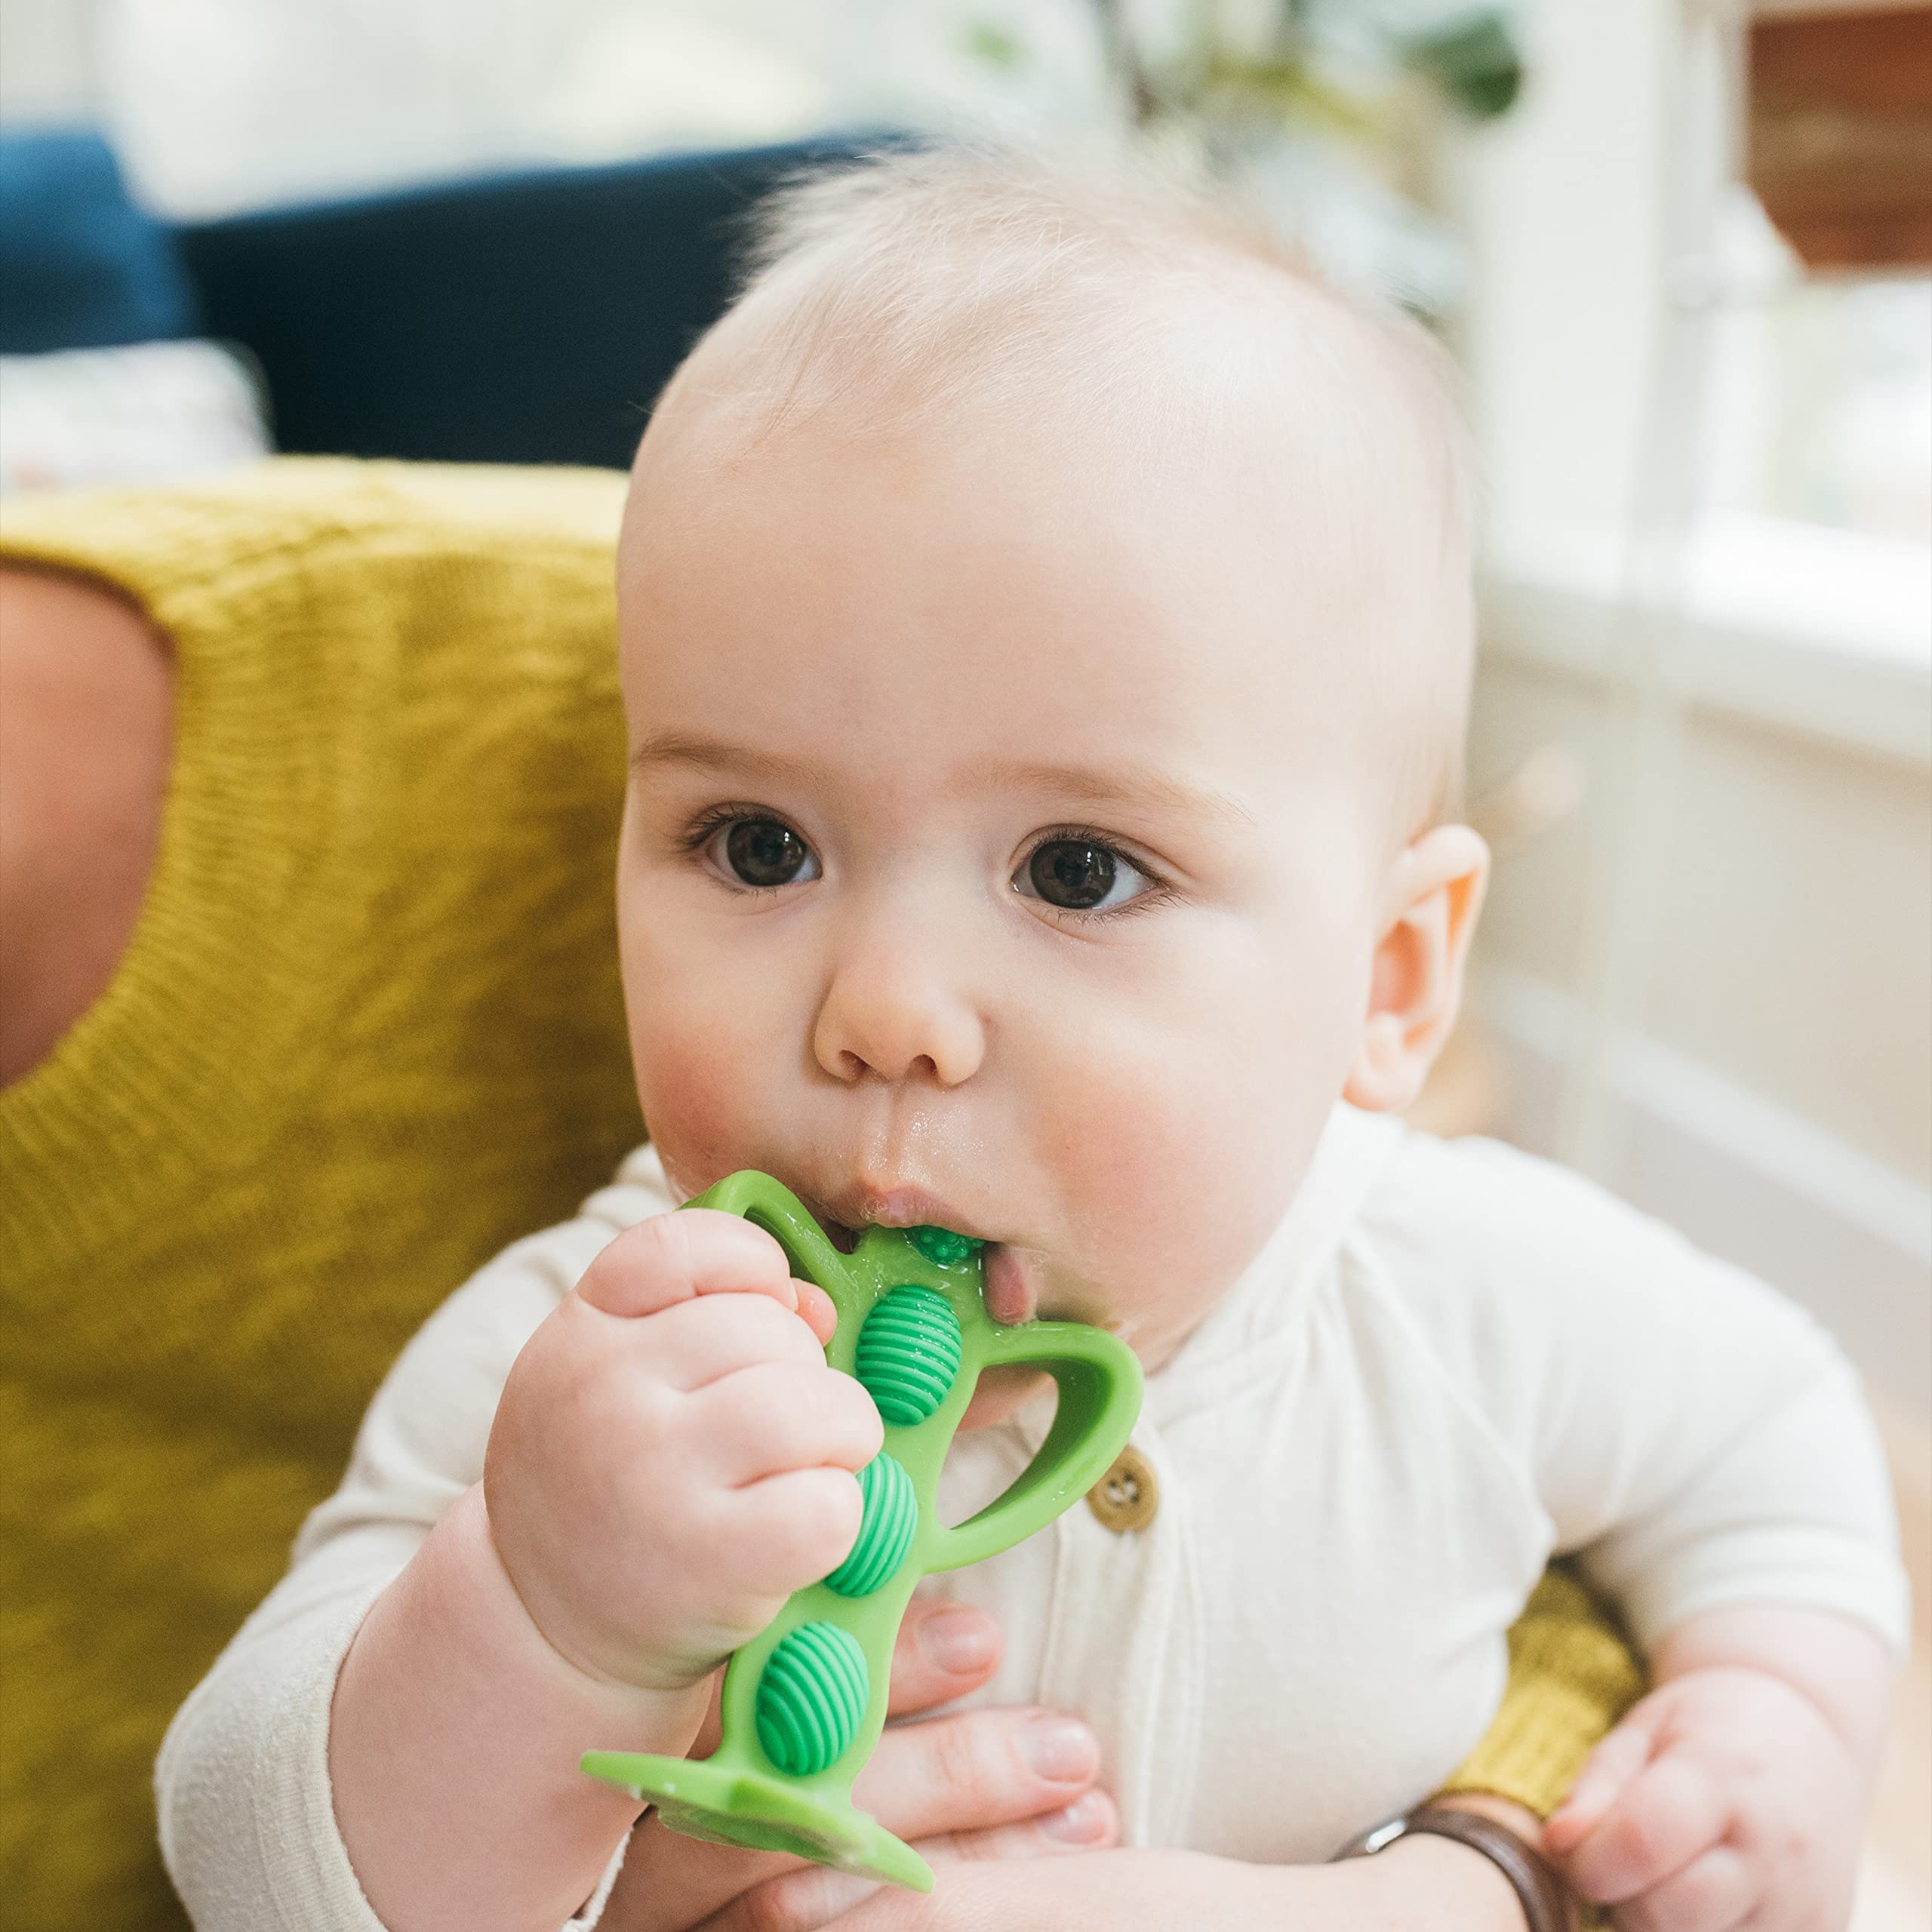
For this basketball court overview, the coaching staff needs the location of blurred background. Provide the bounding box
[2,0,1926,1922]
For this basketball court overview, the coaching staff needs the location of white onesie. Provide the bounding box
[156,1104,1909,1930]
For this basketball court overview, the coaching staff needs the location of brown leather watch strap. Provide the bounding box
[1331,1803,1577,1932]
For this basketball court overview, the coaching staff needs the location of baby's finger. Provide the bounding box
[577,1211,798,1321]
[1543,1703,1669,1851]
[722,1467,866,1598]
[886,1597,1002,1716]
[794,1279,838,1345]
[1613,1844,1754,1932]
[697,1361,884,1485]
[644,1291,833,1389]
[1558,1751,1730,1904]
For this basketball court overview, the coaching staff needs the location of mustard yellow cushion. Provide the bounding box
[1443,1564,1644,1817]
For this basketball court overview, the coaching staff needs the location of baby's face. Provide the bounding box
[617,414,1392,1414]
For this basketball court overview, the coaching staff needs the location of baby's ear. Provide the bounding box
[1343,824,1490,1115]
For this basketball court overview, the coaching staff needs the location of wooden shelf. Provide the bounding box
[1748,3,1932,269]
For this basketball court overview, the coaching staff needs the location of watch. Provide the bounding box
[1331,1804,1577,1932]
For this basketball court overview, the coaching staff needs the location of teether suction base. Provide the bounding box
[580,1751,935,1892]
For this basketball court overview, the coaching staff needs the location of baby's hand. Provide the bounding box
[1543,1665,1863,1931]
[485,1209,883,1696]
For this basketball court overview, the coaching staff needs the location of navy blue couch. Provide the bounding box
[0,128,882,471]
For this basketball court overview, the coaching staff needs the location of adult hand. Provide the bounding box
[681,1831,1538,1932]
[602,1595,1115,1932]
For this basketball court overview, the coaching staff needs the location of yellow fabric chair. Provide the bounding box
[0,460,1637,1931]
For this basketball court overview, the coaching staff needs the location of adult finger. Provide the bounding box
[1614,1845,1753,1932]
[922,1786,1118,1863]
[1561,1752,1728,1903]
[697,1362,884,1485]
[688,1860,890,1932]
[691,1793,1118,1932]
[849,1704,1101,1840]
[577,1211,808,1324]
[885,1597,1002,1717]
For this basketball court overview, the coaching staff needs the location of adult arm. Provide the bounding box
[0,565,171,1087]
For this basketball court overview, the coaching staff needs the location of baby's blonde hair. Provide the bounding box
[641,140,1476,840]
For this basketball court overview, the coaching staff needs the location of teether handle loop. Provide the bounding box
[924,1321,1143,1572]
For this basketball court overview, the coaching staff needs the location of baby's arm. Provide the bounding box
[1378,1134,1909,1932]
[1533,1261,1905,1930]
[1543,1603,1892,1928]
[329,1209,880,1932]
[328,1481,709,1932]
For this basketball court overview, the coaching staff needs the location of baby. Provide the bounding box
[161,149,1907,1932]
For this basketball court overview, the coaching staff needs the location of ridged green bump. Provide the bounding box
[823,1453,918,1597]
[755,1620,870,1776]
[854,1287,962,1426]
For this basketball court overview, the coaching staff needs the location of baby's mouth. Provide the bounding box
[802,1198,1039,1327]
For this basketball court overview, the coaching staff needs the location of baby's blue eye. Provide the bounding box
[1014,838,1150,913]
[709,817,820,889]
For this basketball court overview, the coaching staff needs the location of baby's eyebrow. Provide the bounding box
[629,731,819,783]
[629,731,1255,831]
[983,759,1257,831]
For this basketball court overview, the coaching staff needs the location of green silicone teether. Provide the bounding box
[579,1170,1143,1892]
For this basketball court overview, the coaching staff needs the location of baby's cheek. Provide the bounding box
[626,999,764,1195]
[1043,1044,1306,1334]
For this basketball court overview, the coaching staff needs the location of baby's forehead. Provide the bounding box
[648,229,1456,540]
[629,285,1456,702]
[635,286,1459,712]
[621,381,1420,837]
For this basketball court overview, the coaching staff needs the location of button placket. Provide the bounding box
[1030,1421,1199,1847]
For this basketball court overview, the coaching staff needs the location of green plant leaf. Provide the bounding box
[1400,10,1524,119]
[962,20,1026,71]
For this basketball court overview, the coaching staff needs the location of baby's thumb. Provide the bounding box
[1541,1702,1666,1853]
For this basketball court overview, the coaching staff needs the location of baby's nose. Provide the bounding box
[811,939,985,1087]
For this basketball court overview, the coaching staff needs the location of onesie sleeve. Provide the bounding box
[155,1151,675,1932]
[1367,1131,1910,1657]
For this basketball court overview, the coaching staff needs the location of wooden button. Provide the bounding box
[1086,1445,1158,1532]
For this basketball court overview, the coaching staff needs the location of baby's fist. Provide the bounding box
[485,1209,882,1697]
[1543,1666,1863,1932]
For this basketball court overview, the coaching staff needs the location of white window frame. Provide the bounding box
[1455,0,1932,772]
